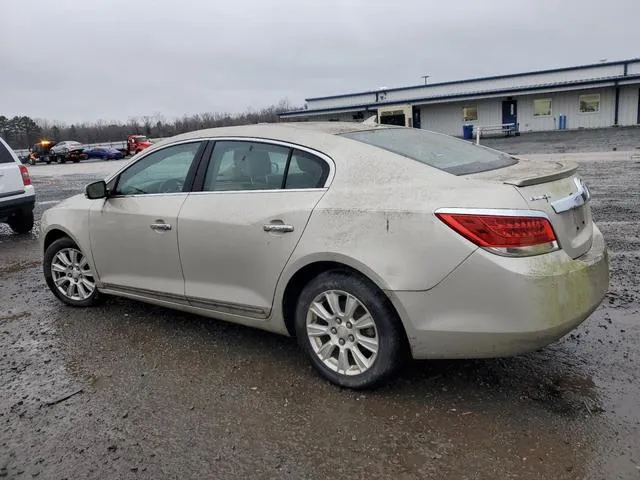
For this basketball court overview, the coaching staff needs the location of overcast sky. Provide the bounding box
[1,0,638,124]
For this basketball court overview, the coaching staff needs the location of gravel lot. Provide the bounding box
[1,153,639,479]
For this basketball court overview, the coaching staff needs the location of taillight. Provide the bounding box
[436,209,558,257]
[19,165,31,186]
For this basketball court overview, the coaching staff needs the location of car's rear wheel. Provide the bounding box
[8,210,34,234]
[295,270,407,389]
[44,237,100,307]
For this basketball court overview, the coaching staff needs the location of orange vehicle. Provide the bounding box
[126,135,153,156]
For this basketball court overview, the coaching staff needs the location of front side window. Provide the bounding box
[579,94,600,113]
[114,142,202,195]
[463,106,478,122]
[533,98,552,117]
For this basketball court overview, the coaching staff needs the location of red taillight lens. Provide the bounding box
[436,211,557,250]
[19,165,31,186]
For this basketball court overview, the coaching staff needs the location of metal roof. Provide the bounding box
[304,57,640,102]
[281,73,640,117]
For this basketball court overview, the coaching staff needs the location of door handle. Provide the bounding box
[150,222,172,232]
[263,224,294,233]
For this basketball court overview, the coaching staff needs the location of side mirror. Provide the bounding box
[85,180,108,199]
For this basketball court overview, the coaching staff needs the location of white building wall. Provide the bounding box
[516,87,615,131]
[419,99,502,136]
[418,87,623,136]
[618,85,639,125]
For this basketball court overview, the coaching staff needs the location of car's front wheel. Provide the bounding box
[44,237,100,307]
[295,270,407,389]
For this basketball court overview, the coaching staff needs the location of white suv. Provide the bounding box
[0,137,35,233]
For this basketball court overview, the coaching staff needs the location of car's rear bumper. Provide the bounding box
[388,223,609,359]
[0,191,35,220]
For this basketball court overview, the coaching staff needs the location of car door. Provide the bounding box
[89,140,206,301]
[178,140,332,317]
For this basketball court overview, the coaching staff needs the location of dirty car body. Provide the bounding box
[39,122,609,388]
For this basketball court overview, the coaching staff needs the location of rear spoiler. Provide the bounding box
[503,162,578,187]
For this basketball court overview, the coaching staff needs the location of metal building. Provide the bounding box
[280,58,640,137]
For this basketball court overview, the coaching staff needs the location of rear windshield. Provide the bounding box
[0,139,16,164]
[340,128,517,175]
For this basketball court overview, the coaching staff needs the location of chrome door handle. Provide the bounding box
[263,224,294,233]
[150,222,172,232]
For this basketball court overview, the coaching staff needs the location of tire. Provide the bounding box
[44,237,101,307]
[8,210,34,234]
[294,270,407,389]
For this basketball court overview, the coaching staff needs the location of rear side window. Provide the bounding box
[340,128,517,175]
[203,141,290,191]
[285,150,330,189]
[201,141,330,191]
[0,139,16,164]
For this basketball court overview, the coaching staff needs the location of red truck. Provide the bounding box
[125,135,153,156]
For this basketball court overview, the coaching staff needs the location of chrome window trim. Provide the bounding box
[108,192,190,199]
[187,188,327,196]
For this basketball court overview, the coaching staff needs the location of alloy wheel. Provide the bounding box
[306,290,379,376]
[50,248,96,301]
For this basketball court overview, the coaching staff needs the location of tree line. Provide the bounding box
[0,99,296,150]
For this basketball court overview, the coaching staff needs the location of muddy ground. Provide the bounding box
[0,156,638,479]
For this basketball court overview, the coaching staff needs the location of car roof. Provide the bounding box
[161,122,397,146]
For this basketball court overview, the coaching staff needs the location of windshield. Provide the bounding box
[340,128,517,175]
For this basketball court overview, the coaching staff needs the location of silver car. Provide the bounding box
[40,123,609,388]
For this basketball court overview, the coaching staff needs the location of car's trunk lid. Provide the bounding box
[469,157,593,259]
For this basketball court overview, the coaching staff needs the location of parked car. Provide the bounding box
[84,146,125,160]
[39,123,609,388]
[0,137,35,234]
[49,141,85,163]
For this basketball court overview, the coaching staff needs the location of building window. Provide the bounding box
[463,106,477,122]
[579,94,600,113]
[533,98,552,117]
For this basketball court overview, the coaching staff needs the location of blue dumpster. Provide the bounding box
[463,124,474,140]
